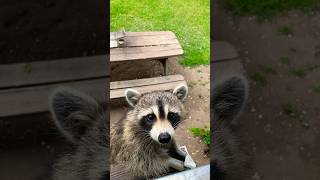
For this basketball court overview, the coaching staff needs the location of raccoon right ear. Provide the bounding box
[125,88,141,107]
[212,75,248,125]
[48,87,100,143]
[173,84,188,102]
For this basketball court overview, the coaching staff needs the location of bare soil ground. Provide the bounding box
[111,58,210,166]
[214,3,320,180]
[0,0,105,64]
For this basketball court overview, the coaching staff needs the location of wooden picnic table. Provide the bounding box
[0,40,241,118]
[110,30,186,99]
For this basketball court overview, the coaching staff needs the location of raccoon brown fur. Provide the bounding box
[48,87,109,180]
[111,85,189,178]
[48,85,188,180]
[211,75,251,180]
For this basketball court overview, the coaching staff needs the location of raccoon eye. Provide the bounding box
[146,114,156,123]
[167,112,180,125]
[167,112,176,119]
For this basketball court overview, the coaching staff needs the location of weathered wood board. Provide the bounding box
[110,31,183,62]
[0,55,108,117]
[110,75,186,99]
[212,41,238,62]
[0,55,107,89]
[0,79,107,117]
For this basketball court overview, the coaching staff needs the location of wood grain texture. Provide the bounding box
[212,41,238,62]
[111,75,186,99]
[110,31,183,62]
[0,55,108,88]
[0,78,107,117]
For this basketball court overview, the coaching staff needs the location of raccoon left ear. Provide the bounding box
[173,84,188,101]
[125,88,141,107]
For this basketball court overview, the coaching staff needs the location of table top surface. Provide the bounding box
[110,31,183,62]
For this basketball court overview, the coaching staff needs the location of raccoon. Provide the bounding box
[48,87,109,180]
[211,75,251,180]
[111,84,189,178]
[48,85,188,180]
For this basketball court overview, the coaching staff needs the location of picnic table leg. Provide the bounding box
[159,59,168,75]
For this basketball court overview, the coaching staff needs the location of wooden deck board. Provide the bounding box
[125,31,175,36]
[110,31,183,62]
[0,55,108,89]
[111,75,184,89]
[0,78,107,117]
[212,41,238,62]
[110,75,186,99]
[111,48,183,62]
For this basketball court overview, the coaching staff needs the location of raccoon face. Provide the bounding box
[125,84,188,144]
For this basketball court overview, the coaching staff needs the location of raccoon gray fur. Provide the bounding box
[48,85,188,180]
[111,85,189,178]
[211,75,251,180]
[48,87,109,180]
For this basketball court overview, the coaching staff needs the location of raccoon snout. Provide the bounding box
[158,132,171,144]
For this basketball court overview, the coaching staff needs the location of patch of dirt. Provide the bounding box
[214,4,320,180]
[111,58,210,166]
[0,0,105,64]
[0,113,68,180]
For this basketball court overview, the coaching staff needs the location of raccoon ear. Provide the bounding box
[125,88,141,107]
[173,84,188,101]
[212,75,248,125]
[48,87,99,143]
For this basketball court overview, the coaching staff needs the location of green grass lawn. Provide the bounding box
[110,0,210,67]
[223,0,320,19]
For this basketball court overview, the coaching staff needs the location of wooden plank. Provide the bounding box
[0,55,108,89]
[121,32,177,47]
[111,47,183,62]
[111,75,184,89]
[0,78,107,117]
[125,34,178,47]
[111,77,186,99]
[212,41,238,62]
[109,31,183,62]
[125,31,175,37]
[212,59,244,89]
[126,38,179,47]
[110,44,181,55]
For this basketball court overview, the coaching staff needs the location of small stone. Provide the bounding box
[258,114,263,119]
[302,122,310,128]
[264,124,271,133]
[279,155,283,161]
[252,172,261,180]
[251,107,256,113]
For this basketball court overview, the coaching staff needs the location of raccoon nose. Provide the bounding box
[158,133,171,144]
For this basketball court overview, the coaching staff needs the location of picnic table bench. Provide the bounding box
[110,30,186,99]
[0,55,108,117]
[212,41,244,83]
